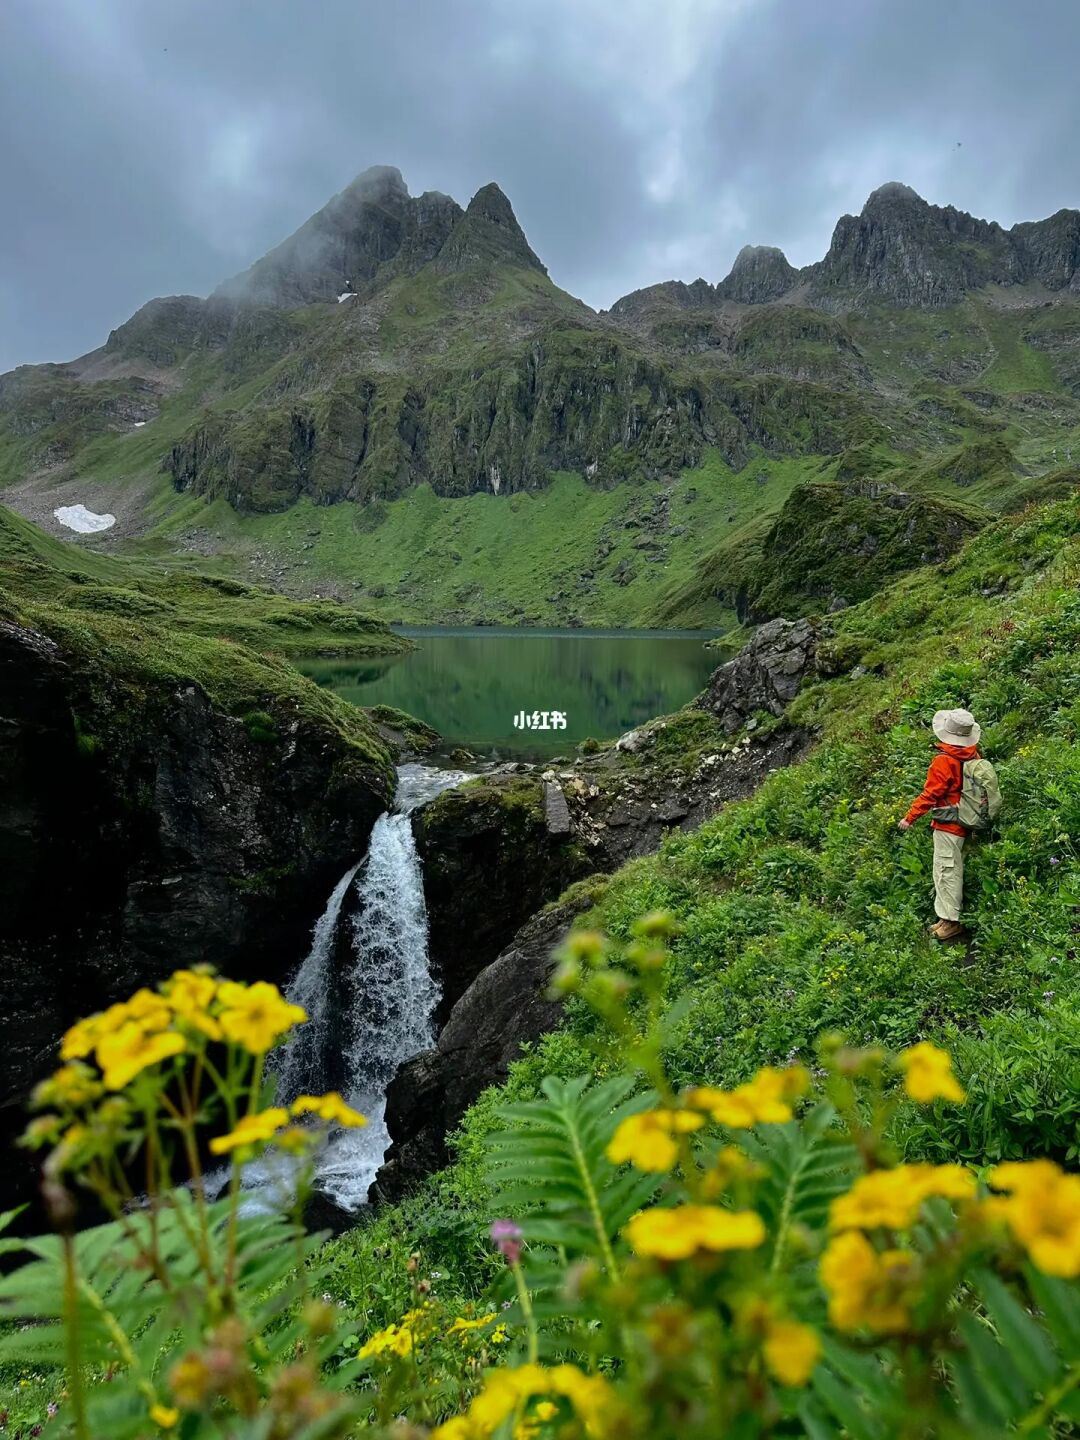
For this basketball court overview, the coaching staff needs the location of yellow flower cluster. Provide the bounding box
[989,1159,1080,1277]
[430,1363,625,1439]
[605,1108,703,1171]
[762,1317,821,1388]
[820,1230,914,1335]
[446,1310,508,1346]
[292,1092,368,1128]
[625,1204,766,1260]
[53,970,307,1095]
[899,1042,966,1104]
[684,1064,810,1128]
[210,1093,368,1156]
[358,1321,414,1359]
[209,1108,290,1156]
[830,1163,976,1232]
[217,982,307,1054]
[358,1303,441,1360]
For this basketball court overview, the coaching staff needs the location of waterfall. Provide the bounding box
[272,861,362,1105]
[271,763,472,1210]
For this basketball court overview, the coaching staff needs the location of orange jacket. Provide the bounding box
[904,743,980,836]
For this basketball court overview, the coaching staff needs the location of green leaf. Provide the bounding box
[973,1268,1060,1390]
[955,1311,1029,1421]
[812,1363,889,1440]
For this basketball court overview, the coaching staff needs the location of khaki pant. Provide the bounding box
[932,830,965,922]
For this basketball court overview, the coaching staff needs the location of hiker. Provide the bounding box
[897,708,1000,943]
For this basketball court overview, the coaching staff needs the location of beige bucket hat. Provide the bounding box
[932,707,981,746]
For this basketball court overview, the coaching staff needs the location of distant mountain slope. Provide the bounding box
[1,172,1079,628]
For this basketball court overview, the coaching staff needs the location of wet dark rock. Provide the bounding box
[304,1188,363,1238]
[697,617,823,735]
[373,896,586,1203]
[0,620,391,1211]
[543,781,572,835]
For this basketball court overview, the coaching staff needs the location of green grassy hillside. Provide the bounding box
[0,503,409,659]
[313,492,1080,1347]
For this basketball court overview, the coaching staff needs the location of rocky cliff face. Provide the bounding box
[0,614,394,1207]
[164,331,871,512]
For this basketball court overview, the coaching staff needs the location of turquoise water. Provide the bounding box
[299,626,723,758]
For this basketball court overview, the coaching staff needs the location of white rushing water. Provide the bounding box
[270,762,473,1210]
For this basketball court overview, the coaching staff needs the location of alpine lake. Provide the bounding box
[298,626,728,759]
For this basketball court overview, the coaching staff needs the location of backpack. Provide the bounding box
[932,756,1002,832]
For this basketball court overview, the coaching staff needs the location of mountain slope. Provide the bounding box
[2,173,1080,629]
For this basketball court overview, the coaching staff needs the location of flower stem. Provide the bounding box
[511,1259,539,1364]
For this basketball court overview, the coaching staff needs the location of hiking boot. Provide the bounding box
[931,919,967,943]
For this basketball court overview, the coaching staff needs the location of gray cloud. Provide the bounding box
[2,0,1078,371]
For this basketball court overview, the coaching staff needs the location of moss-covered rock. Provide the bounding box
[414,775,590,1019]
[737,479,985,620]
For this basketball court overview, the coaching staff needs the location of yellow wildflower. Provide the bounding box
[989,1159,1080,1277]
[605,1108,703,1172]
[701,1144,765,1198]
[169,1352,211,1409]
[32,1063,102,1109]
[625,1204,766,1260]
[164,971,222,1039]
[899,1042,966,1104]
[149,1404,179,1429]
[125,988,173,1033]
[209,1107,289,1155]
[217,981,306,1053]
[358,1322,413,1359]
[685,1065,810,1128]
[96,1025,186,1091]
[275,1125,315,1155]
[830,1163,976,1232]
[164,969,218,1010]
[432,1363,624,1440]
[447,1311,500,1338]
[59,1002,131,1061]
[762,1318,821,1387]
[291,1092,367,1128]
[819,1230,912,1334]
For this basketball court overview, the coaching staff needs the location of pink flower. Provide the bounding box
[490,1218,523,1265]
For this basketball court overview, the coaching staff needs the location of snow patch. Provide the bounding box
[53,504,117,534]
[337,292,356,303]
[133,420,146,428]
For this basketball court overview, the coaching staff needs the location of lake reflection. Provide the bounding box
[299,626,725,758]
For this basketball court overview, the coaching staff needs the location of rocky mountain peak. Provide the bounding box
[716,244,799,304]
[344,164,409,198]
[811,183,1012,308]
[434,182,547,274]
[863,180,925,208]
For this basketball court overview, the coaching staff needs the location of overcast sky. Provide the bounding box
[3,0,1078,372]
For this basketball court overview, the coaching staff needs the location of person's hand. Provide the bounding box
[897,818,912,832]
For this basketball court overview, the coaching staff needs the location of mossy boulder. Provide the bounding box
[737,480,985,620]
